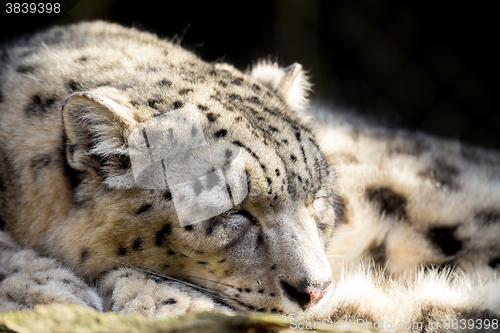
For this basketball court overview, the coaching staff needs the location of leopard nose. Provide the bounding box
[302,284,332,308]
[280,280,332,309]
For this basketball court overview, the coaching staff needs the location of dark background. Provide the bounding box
[1,0,498,149]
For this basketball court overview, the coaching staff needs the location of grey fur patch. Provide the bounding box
[287,172,298,198]
[368,241,386,267]
[159,78,172,87]
[419,159,460,190]
[31,154,52,175]
[26,95,57,117]
[417,305,449,331]
[232,78,243,85]
[179,88,193,95]
[475,209,500,224]
[427,226,463,256]
[334,195,348,225]
[15,64,37,74]
[461,144,500,165]
[365,187,407,220]
[43,30,65,45]
[457,309,500,331]
[389,135,430,156]
[330,305,376,323]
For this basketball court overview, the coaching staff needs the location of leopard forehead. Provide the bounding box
[99,64,326,203]
[5,20,327,203]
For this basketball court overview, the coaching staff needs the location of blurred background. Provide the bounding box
[1,0,498,149]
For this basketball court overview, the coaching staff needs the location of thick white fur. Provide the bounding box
[300,265,500,331]
[303,103,500,330]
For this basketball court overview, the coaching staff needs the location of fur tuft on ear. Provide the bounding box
[62,88,137,188]
[249,61,311,113]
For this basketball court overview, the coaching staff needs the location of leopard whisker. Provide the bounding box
[146,270,231,301]
[180,275,240,289]
[97,257,235,307]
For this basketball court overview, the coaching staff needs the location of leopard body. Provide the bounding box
[0,22,499,331]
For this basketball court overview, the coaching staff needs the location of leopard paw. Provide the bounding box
[99,268,233,318]
[0,247,102,312]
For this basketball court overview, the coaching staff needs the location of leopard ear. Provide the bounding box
[249,61,311,113]
[62,89,137,188]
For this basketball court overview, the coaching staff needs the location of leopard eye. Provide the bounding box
[238,210,259,225]
[221,209,259,225]
[220,209,238,217]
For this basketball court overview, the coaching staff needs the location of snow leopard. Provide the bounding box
[0,21,498,331]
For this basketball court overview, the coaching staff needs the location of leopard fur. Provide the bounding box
[0,21,334,316]
[0,21,499,331]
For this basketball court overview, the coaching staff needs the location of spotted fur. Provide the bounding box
[0,22,499,330]
[305,106,500,330]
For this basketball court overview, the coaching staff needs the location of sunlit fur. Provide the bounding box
[0,22,499,327]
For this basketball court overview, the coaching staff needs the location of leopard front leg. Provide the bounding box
[0,242,102,312]
[98,268,234,318]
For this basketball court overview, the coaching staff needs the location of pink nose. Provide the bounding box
[302,283,332,308]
